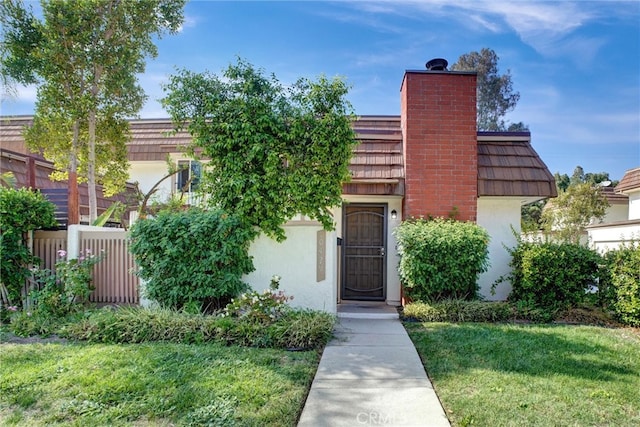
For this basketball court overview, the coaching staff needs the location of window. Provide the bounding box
[176,160,201,192]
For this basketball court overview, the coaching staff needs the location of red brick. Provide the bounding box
[401,70,478,221]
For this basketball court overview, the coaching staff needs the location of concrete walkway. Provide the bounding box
[298,306,450,427]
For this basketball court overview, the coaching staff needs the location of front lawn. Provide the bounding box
[0,340,319,426]
[406,322,640,427]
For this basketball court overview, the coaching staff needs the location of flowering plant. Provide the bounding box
[223,275,293,323]
[30,248,105,316]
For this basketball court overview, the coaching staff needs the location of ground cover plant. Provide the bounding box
[0,340,319,426]
[406,322,640,427]
[60,306,334,350]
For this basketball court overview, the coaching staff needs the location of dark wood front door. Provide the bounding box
[341,204,387,300]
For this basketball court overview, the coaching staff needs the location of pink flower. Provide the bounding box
[57,249,67,257]
[85,248,92,254]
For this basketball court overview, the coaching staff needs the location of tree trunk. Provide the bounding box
[88,109,98,222]
[68,120,80,225]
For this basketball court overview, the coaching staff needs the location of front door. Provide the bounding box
[341,204,387,300]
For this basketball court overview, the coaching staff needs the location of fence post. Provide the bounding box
[67,224,81,260]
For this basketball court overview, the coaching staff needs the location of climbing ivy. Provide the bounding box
[161,58,357,241]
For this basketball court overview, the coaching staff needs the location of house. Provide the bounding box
[125,62,557,310]
[0,61,557,312]
[587,167,640,252]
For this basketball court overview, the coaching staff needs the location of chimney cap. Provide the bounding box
[426,58,448,71]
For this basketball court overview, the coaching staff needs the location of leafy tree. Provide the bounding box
[555,166,617,193]
[541,182,609,243]
[570,166,585,186]
[451,48,524,131]
[161,59,358,241]
[554,172,571,193]
[0,0,185,222]
[521,200,546,232]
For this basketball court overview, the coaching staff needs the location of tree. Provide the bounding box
[451,48,524,131]
[541,182,609,243]
[161,59,358,241]
[555,166,617,193]
[521,200,546,232]
[0,0,185,222]
[554,172,571,193]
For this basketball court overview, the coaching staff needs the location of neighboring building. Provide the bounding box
[588,168,640,252]
[0,126,138,227]
[0,61,557,311]
[601,186,629,223]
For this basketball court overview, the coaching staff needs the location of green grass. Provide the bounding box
[405,322,640,427]
[0,341,320,426]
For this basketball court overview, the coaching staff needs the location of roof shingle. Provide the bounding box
[616,167,640,193]
[1,115,556,199]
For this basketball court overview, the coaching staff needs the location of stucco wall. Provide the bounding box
[588,221,640,253]
[128,161,171,200]
[244,219,338,313]
[629,191,640,220]
[244,196,404,312]
[476,197,521,300]
[603,203,629,223]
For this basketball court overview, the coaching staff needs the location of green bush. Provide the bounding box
[129,209,256,311]
[501,240,602,311]
[602,242,640,326]
[0,187,56,307]
[403,300,512,323]
[395,218,490,302]
[62,306,335,350]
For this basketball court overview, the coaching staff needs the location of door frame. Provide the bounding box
[340,203,388,301]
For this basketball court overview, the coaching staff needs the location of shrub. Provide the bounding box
[403,300,512,323]
[129,208,256,311]
[0,187,56,308]
[500,239,602,311]
[395,217,490,302]
[602,242,640,326]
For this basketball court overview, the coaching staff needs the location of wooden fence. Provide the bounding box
[33,228,139,304]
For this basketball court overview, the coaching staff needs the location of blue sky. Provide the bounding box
[1,0,639,181]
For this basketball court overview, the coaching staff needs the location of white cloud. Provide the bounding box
[176,13,198,33]
[344,1,627,63]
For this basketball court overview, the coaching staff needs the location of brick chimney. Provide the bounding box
[400,62,478,221]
